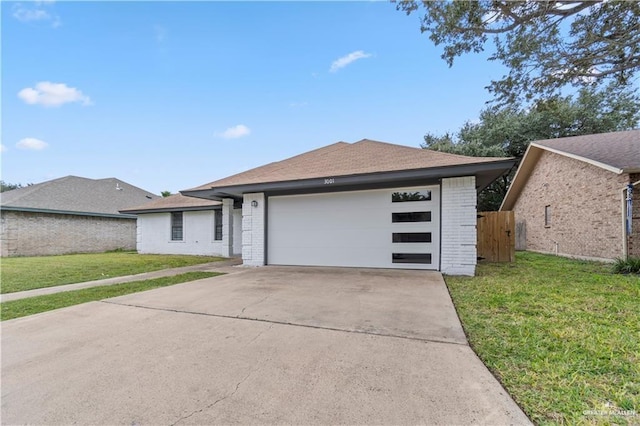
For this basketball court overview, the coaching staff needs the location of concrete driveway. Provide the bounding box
[1,266,531,425]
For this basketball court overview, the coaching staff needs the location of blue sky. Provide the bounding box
[2,1,506,194]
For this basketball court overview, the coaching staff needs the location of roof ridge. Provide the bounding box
[184,141,352,191]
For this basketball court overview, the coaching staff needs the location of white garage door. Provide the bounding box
[267,186,440,269]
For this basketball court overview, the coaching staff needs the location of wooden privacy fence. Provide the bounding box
[477,211,515,262]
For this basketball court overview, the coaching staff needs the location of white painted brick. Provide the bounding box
[441,176,477,276]
[242,193,265,266]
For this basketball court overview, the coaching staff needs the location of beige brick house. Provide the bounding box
[1,176,159,257]
[501,130,640,261]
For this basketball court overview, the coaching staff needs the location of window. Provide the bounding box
[171,212,183,241]
[392,232,432,243]
[392,253,432,264]
[545,205,551,227]
[392,191,431,202]
[392,212,431,223]
[214,210,223,241]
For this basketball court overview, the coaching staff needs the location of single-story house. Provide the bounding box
[500,129,640,261]
[0,176,159,257]
[119,194,242,256]
[178,139,515,275]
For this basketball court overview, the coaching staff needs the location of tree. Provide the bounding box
[422,84,640,210]
[0,181,31,192]
[161,191,172,198]
[396,0,640,104]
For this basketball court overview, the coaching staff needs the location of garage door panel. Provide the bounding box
[268,186,440,269]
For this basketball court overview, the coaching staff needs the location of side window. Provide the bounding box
[544,205,551,227]
[171,212,183,241]
[214,210,223,241]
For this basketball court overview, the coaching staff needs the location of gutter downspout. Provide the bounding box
[621,179,640,260]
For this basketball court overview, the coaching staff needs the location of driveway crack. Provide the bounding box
[170,369,254,426]
[239,294,270,316]
[246,323,274,346]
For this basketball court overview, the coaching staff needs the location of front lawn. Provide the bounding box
[1,252,225,294]
[445,252,639,425]
[0,271,221,321]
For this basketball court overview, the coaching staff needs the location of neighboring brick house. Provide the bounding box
[1,176,159,257]
[500,130,640,261]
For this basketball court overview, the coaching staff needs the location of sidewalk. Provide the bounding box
[0,257,244,303]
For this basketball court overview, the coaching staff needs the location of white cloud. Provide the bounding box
[1,144,7,153]
[12,2,61,27]
[216,124,251,139]
[18,82,92,107]
[17,138,49,151]
[329,50,372,73]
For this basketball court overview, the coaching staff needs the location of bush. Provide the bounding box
[612,257,640,275]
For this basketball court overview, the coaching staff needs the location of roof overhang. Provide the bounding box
[182,159,517,201]
[0,206,137,219]
[119,205,222,215]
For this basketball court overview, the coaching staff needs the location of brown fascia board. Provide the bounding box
[182,158,517,201]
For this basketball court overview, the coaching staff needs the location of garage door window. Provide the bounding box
[392,232,432,243]
[392,191,431,202]
[392,253,432,264]
[392,212,432,222]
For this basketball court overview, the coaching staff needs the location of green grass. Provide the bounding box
[0,252,225,294]
[445,252,640,425]
[1,272,221,321]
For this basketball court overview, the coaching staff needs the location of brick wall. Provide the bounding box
[441,176,477,276]
[242,193,265,266]
[512,151,630,261]
[628,173,640,258]
[0,210,136,257]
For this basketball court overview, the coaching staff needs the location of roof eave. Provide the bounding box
[531,142,625,174]
[119,205,222,214]
[182,159,517,200]
[1,205,137,219]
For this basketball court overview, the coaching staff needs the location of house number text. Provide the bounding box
[324,178,335,184]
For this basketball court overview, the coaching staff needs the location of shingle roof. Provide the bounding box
[187,139,508,190]
[532,129,640,173]
[120,193,220,213]
[1,176,159,217]
[500,130,640,211]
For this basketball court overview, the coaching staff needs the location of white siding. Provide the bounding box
[136,210,226,256]
[440,176,477,276]
[242,193,265,266]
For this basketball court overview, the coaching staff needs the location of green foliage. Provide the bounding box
[0,181,32,192]
[396,0,640,105]
[1,253,225,294]
[0,272,221,321]
[422,85,640,210]
[161,190,172,197]
[446,252,640,424]
[612,257,640,275]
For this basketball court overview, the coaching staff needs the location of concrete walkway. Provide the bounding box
[0,258,243,303]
